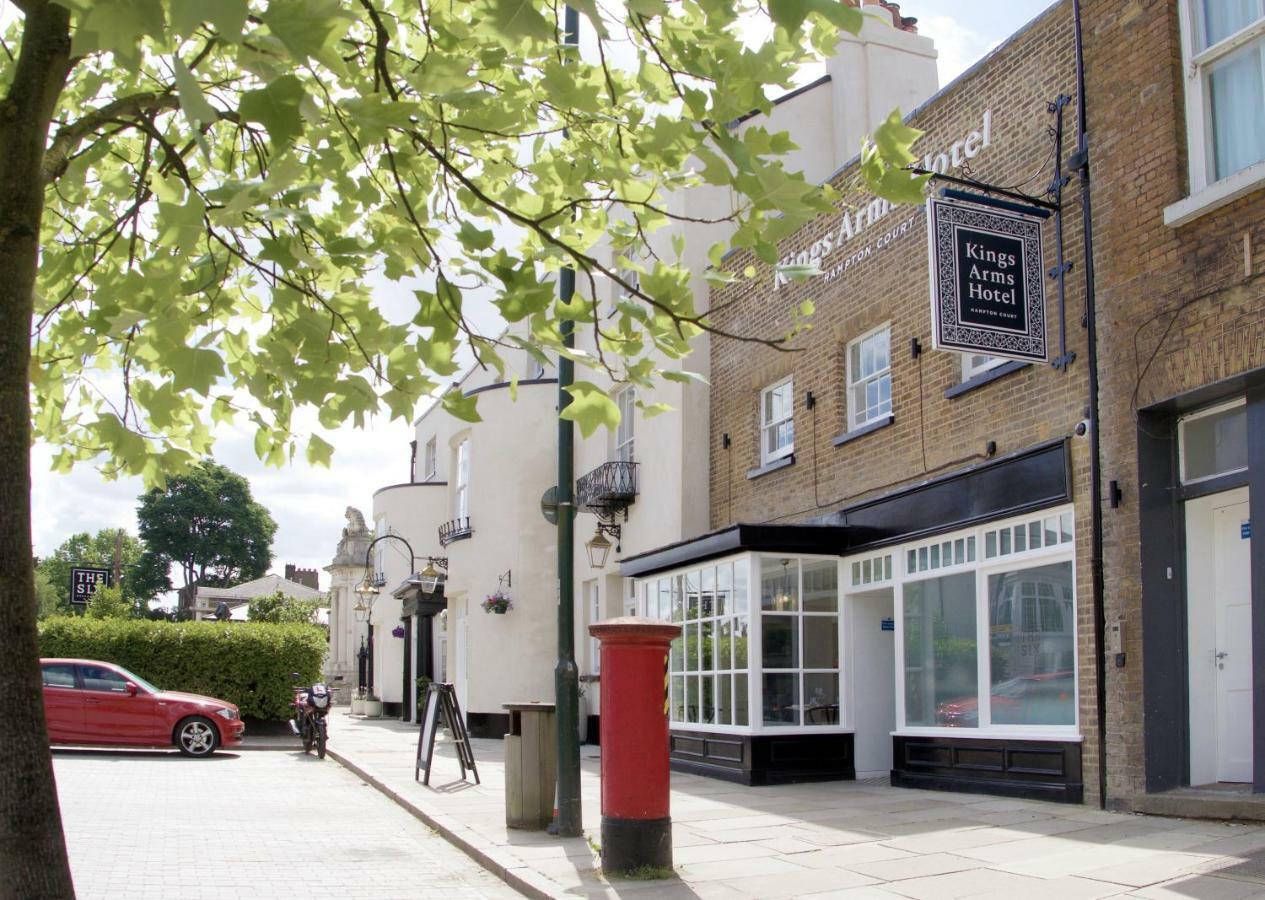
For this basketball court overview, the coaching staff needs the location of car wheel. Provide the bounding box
[175,717,220,757]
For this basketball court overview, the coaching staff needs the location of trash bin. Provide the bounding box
[503,701,557,830]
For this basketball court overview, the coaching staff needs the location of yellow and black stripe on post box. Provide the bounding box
[589,616,681,876]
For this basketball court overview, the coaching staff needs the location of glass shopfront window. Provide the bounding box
[896,507,1078,736]
[636,507,1076,740]
[662,560,750,728]
[987,561,1076,726]
[903,572,978,727]
[643,552,840,734]
[760,556,840,727]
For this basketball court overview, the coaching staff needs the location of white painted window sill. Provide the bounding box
[894,728,1084,743]
[1165,161,1265,228]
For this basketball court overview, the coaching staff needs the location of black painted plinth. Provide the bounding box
[891,735,1083,803]
[669,729,854,785]
[601,816,672,874]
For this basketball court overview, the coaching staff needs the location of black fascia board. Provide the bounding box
[619,523,849,579]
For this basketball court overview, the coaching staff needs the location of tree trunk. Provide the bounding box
[0,3,75,898]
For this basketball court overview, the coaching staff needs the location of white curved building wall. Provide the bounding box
[443,378,559,722]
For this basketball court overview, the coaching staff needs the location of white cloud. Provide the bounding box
[918,14,999,87]
[31,413,415,592]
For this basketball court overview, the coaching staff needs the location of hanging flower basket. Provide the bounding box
[482,590,513,615]
[391,625,406,638]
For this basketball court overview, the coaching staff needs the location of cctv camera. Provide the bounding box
[1074,419,1089,437]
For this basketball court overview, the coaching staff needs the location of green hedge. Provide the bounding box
[38,617,327,720]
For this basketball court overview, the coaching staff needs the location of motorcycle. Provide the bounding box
[289,673,334,759]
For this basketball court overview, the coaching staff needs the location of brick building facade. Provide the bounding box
[1086,0,1265,814]
[623,3,1104,799]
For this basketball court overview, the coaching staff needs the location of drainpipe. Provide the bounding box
[554,4,583,838]
[1071,0,1108,810]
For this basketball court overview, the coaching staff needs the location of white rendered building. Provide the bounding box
[343,3,939,733]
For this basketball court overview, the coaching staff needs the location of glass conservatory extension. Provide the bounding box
[633,505,1080,747]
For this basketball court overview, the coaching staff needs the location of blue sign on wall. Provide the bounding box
[1243,520,1252,540]
[881,618,895,632]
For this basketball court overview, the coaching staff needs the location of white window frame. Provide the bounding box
[586,580,602,676]
[374,517,387,582]
[454,439,470,520]
[961,353,1006,382]
[1179,396,1248,485]
[760,377,795,465]
[845,324,892,431]
[423,437,437,482]
[890,506,1080,742]
[1168,0,1265,225]
[614,386,635,462]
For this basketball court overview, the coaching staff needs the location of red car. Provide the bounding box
[41,658,244,757]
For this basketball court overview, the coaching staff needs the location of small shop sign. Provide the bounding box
[927,195,1048,363]
[69,567,112,605]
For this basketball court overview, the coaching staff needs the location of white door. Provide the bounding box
[1186,487,1253,784]
[454,600,469,717]
[849,590,897,779]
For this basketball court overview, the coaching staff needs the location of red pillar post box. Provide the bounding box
[588,616,681,875]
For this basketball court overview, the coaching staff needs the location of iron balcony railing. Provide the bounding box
[438,517,473,547]
[576,460,639,516]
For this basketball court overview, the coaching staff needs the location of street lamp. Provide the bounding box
[418,557,448,595]
[358,533,416,702]
[585,523,618,570]
[353,577,378,695]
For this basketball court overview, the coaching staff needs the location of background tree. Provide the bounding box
[136,460,277,591]
[32,568,63,620]
[0,1,923,894]
[35,528,165,608]
[82,584,136,619]
[248,590,321,624]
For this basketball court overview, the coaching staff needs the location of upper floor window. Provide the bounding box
[614,387,635,462]
[454,439,470,519]
[1180,0,1265,189]
[423,437,437,482]
[1180,397,1247,484]
[846,325,892,430]
[962,353,1005,382]
[760,377,794,465]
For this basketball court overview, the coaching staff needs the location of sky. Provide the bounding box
[28,0,1057,593]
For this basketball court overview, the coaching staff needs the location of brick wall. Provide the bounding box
[707,2,1106,802]
[1085,0,1265,806]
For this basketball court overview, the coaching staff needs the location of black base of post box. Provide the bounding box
[600,816,672,875]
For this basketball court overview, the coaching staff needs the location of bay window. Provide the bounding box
[636,506,1077,742]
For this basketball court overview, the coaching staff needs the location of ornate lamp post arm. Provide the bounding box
[355,533,417,698]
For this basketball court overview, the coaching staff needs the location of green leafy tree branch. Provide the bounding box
[1,1,924,893]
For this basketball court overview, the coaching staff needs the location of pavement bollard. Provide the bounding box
[588,616,681,875]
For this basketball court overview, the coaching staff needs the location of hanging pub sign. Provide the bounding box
[927,195,1048,363]
[70,567,112,606]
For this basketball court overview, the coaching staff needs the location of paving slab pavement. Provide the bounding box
[53,746,521,899]
[325,711,1265,899]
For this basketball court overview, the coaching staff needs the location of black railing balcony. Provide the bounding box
[371,572,387,587]
[438,517,473,546]
[576,460,639,517]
